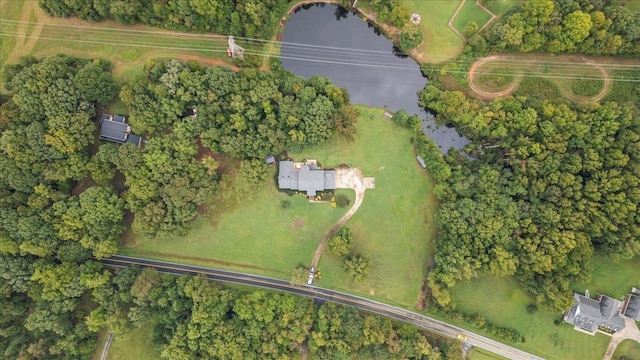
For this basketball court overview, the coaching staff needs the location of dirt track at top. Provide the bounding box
[467,55,613,102]
[467,55,524,100]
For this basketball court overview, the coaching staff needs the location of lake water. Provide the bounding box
[280,4,469,151]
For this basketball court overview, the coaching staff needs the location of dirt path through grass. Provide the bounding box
[2,0,236,83]
[5,1,43,64]
[468,54,618,102]
[310,168,374,270]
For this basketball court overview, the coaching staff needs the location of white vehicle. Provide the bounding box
[307,266,316,285]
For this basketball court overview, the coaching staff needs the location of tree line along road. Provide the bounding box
[102,255,544,360]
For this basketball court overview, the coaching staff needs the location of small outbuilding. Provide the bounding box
[416,155,427,169]
[265,154,276,165]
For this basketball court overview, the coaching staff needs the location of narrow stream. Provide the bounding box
[280,4,469,151]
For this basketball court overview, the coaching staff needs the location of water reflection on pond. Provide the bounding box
[280,4,469,151]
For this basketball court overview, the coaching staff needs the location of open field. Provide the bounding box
[124,105,437,307]
[0,0,234,92]
[403,1,466,63]
[291,106,438,307]
[613,339,640,360]
[468,347,509,360]
[106,319,163,360]
[448,255,640,360]
[452,0,492,33]
[483,0,523,16]
[613,0,640,12]
[467,54,640,102]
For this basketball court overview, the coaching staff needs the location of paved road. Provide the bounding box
[102,255,544,360]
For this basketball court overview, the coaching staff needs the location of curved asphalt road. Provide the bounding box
[102,255,544,360]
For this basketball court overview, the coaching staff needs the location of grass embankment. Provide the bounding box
[402,0,466,63]
[448,255,640,360]
[124,105,437,308]
[0,0,233,91]
[467,347,509,360]
[106,319,163,360]
[613,339,640,360]
[451,0,492,32]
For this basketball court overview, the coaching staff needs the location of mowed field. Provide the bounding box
[449,255,640,360]
[291,106,438,306]
[451,0,492,32]
[124,106,438,308]
[0,0,233,91]
[403,0,466,63]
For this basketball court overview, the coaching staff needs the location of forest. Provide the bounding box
[471,0,640,56]
[0,53,417,359]
[412,0,640,313]
[39,0,288,40]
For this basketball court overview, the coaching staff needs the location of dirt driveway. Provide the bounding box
[310,167,374,269]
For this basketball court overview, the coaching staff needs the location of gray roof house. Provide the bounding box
[564,292,626,335]
[278,160,335,198]
[100,114,142,146]
[621,288,640,321]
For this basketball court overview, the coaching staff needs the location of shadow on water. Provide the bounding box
[281,5,469,152]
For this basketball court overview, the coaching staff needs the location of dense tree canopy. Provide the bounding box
[479,0,640,56]
[39,0,288,40]
[419,84,640,310]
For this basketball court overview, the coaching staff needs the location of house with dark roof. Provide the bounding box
[621,288,640,321]
[278,159,335,199]
[564,292,626,335]
[99,114,143,146]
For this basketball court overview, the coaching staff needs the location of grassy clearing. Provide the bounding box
[123,171,350,277]
[467,347,509,360]
[571,78,604,97]
[475,68,515,92]
[0,0,24,92]
[613,0,640,12]
[125,105,437,307]
[291,106,438,306]
[483,0,523,16]
[452,0,492,32]
[0,0,233,92]
[605,70,640,104]
[403,0,466,63]
[107,319,163,360]
[513,76,563,99]
[613,339,640,360]
[448,255,640,360]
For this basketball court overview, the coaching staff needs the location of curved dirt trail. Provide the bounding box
[310,168,374,269]
[467,55,524,99]
[468,55,613,102]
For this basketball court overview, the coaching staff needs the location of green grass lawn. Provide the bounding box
[0,0,232,91]
[124,105,438,308]
[402,1,466,63]
[107,320,163,360]
[467,347,509,360]
[291,106,438,307]
[452,0,492,33]
[0,0,24,92]
[613,339,640,360]
[448,255,640,360]
[613,0,640,12]
[483,0,523,16]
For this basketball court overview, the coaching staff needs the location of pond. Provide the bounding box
[280,4,469,151]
